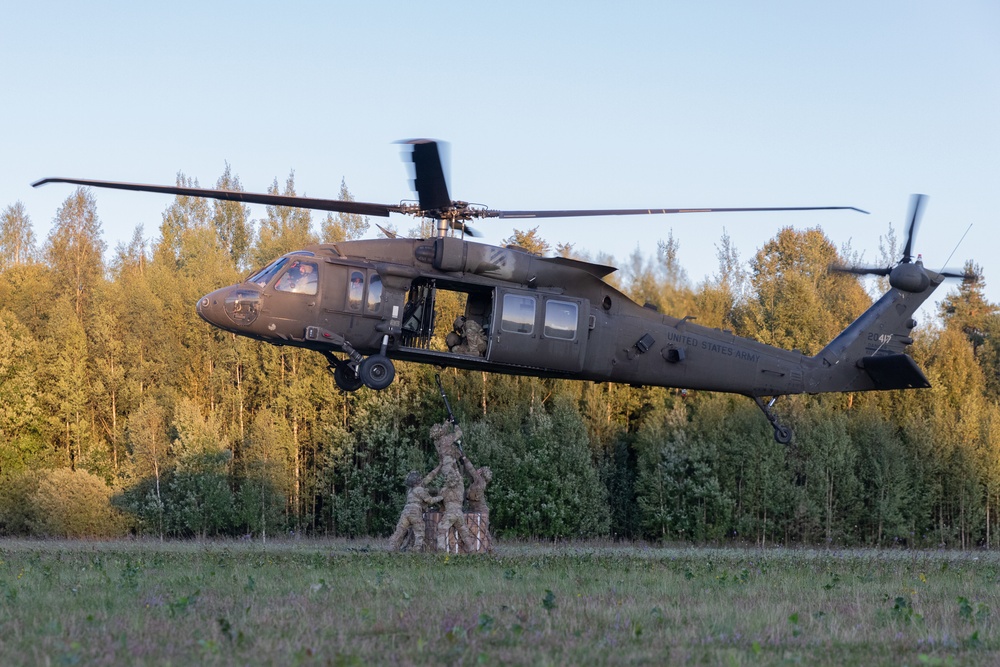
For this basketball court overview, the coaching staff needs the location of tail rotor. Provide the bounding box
[830,194,976,292]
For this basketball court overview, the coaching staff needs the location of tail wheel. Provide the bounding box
[359,354,395,390]
[333,364,364,392]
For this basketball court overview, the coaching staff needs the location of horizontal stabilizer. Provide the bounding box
[860,354,931,390]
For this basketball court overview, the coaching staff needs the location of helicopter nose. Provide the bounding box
[196,288,229,328]
[196,286,262,328]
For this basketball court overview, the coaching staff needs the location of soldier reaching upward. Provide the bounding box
[430,422,463,473]
[388,466,442,552]
[461,456,492,516]
[461,455,493,552]
[436,465,477,553]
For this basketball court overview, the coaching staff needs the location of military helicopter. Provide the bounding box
[33,141,970,443]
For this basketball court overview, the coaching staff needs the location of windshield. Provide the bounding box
[246,257,288,288]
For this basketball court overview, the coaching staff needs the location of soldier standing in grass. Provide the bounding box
[429,421,477,552]
[388,466,443,552]
[461,456,491,516]
[436,465,477,553]
[461,455,493,552]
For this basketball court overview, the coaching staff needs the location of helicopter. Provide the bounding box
[33,140,971,443]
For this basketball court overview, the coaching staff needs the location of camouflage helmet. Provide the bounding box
[404,471,421,487]
[479,466,493,483]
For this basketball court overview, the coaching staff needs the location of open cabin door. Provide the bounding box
[488,288,588,373]
[401,281,437,349]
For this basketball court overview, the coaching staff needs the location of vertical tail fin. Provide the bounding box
[807,274,943,393]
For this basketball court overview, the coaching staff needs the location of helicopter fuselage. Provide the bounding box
[196,235,937,405]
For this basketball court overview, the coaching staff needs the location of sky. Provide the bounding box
[3,1,999,320]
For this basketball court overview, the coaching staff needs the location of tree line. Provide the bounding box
[1,168,998,546]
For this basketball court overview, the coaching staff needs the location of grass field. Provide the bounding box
[1,539,998,666]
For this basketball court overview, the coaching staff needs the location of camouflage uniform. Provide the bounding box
[436,466,477,553]
[461,457,493,551]
[388,467,442,551]
[461,457,492,516]
[450,316,487,356]
[430,422,463,477]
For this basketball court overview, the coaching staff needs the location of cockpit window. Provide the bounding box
[247,257,288,288]
[275,260,319,295]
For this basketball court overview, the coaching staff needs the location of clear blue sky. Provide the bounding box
[4,1,999,316]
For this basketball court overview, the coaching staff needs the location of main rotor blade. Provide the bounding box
[484,205,869,219]
[402,139,451,211]
[901,193,927,262]
[32,177,395,217]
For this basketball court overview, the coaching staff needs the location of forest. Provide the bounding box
[1,168,998,548]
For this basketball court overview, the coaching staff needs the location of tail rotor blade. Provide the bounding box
[938,268,979,282]
[901,194,927,262]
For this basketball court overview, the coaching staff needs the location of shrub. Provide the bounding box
[30,468,126,537]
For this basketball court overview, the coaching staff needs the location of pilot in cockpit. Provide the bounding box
[276,261,318,294]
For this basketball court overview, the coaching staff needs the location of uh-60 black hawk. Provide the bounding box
[34,140,974,443]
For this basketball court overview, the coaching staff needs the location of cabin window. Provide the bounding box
[347,270,365,311]
[544,299,578,340]
[365,274,383,313]
[246,257,288,288]
[274,260,319,295]
[500,294,536,335]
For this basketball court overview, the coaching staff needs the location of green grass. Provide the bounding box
[1,539,998,666]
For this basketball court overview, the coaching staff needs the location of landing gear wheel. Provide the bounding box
[750,395,794,445]
[359,354,395,390]
[333,364,364,392]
